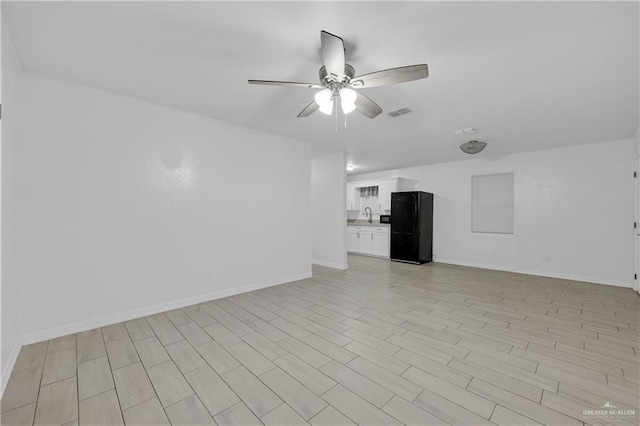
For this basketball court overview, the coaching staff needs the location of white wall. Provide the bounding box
[311,152,347,270]
[350,139,635,287]
[15,72,311,344]
[1,22,24,393]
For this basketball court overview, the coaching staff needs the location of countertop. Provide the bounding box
[347,220,390,227]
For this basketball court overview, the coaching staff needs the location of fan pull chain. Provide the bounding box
[334,99,338,134]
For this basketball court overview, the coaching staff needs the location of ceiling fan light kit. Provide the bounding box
[249,30,429,122]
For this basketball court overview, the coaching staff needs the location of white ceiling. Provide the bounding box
[4,1,638,174]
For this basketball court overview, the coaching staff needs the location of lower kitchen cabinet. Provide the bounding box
[347,229,359,252]
[347,226,390,258]
[371,230,390,257]
[358,230,373,253]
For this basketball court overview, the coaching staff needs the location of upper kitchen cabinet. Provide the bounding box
[378,181,395,211]
[346,182,362,211]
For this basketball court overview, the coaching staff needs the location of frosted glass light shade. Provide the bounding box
[339,88,357,114]
[314,89,332,106]
[319,100,333,115]
[339,88,357,104]
[341,100,356,114]
[315,89,334,115]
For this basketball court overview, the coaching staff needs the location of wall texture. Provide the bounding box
[14,73,312,344]
[311,152,347,270]
[350,139,635,287]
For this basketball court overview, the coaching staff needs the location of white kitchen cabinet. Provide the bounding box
[346,183,361,211]
[347,229,359,252]
[372,229,390,257]
[347,225,389,258]
[378,181,395,211]
[358,229,373,253]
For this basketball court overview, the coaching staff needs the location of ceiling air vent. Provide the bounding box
[386,107,412,118]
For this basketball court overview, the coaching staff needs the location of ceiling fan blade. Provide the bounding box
[248,80,323,89]
[354,93,383,119]
[321,31,346,81]
[351,64,428,88]
[297,101,319,118]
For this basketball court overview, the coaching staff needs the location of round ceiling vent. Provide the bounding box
[460,140,487,154]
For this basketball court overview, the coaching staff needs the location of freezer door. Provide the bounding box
[391,192,419,234]
[390,233,420,263]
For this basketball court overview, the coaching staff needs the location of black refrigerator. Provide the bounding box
[390,191,433,264]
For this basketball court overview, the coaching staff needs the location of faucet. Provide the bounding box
[364,207,372,223]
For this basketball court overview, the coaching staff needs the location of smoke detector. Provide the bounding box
[460,140,487,154]
[454,127,477,135]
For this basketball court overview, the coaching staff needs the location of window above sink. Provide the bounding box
[346,178,407,219]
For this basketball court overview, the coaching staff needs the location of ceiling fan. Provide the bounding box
[248,31,429,119]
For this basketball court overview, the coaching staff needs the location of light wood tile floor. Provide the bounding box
[2,255,639,425]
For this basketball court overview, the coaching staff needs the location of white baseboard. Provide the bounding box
[347,252,390,260]
[435,258,631,288]
[312,259,348,270]
[21,271,312,345]
[1,337,23,397]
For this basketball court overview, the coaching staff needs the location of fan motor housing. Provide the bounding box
[319,64,355,86]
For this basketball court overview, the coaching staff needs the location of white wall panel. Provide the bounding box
[311,152,347,270]
[15,73,311,341]
[1,21,24,393]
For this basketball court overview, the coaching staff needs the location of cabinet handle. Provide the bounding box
[371,233,373,240]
